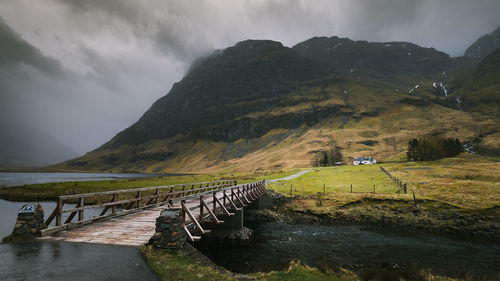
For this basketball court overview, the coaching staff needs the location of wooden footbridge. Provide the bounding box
[39,180,267,246]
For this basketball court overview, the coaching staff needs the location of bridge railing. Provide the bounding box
[179,180,267,241]
[42,179,237,235]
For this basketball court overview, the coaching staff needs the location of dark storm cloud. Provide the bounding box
[0,17,64,77]
[0,0,499,165]
[55,0,214,62]
[55,0,500,58]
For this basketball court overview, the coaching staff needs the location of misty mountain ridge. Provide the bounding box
[465,26,500,59]
[53,29,500,172]
[0,125,79,168]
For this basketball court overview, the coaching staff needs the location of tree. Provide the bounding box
[312,138,343,167]
[407,135,463,161]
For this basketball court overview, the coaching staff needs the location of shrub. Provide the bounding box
[312,139,343,167]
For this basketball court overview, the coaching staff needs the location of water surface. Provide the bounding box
[195,222,500,279]
[0,241,159,281]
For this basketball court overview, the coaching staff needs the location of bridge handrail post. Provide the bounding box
[212,192,217,213]
[136,191,142,208]
[199,196,204,220]
[56,197,64,226]
[181,200,186,222]
[78,197,84,221]
[112,193,117,214]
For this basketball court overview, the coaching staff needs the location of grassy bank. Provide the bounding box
[0,169,298,202]
[265,155,499,237]
[142,245,461,281]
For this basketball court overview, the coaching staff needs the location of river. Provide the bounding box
[194,221,500,280]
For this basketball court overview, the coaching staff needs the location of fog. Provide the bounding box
[0,0,499,166]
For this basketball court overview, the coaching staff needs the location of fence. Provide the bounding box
[380,166,407,193]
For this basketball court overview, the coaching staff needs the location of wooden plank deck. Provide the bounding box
[39,192,228,246]
[39,205,165,246]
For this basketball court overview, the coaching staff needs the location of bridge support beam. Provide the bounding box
[246,192,274,210]
[201,209,252,244]
[214,209,244,230]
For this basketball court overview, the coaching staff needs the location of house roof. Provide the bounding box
[354,157,375,161]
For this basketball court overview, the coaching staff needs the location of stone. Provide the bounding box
[149,207,187,249]
[9,203,47,241]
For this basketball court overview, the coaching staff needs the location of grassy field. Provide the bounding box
[0,169,298,202]
[384,154,500,209]
[267,164,398,195]
[267,154,499,208]
[264,154,499,238]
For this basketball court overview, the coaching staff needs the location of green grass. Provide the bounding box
[252,261,358,281]
[267,164,398,196]
[0,169,296,202]
[141,246,236,281]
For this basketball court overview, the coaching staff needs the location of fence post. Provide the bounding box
[323,184,326,194]
[290,184,293,196]
[373,185,375,193]
[350,184,352,193]
[404,184,407,194]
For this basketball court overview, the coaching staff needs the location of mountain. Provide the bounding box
[0,125,79,168]
[105,40,320,147]
[292,36,451,80]
[472,47,500,88]
[55,35,499,173]
[465,26,500,59]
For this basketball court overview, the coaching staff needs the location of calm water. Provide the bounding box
[0,172,170,187]
[195,222,500,279]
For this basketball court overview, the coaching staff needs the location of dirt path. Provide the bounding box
[265,170,313,183]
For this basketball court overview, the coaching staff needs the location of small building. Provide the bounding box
[353,156,376,165]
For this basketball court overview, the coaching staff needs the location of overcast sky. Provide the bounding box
[1,0,499,156]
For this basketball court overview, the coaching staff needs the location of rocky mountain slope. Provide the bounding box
[55,31,500,173]
[465,26,500,59]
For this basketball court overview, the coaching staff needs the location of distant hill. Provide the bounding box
[0,125,79,168]
[55,34,500,173]
[465,26,500,59]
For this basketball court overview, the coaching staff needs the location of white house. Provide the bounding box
[353,156,376,165]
